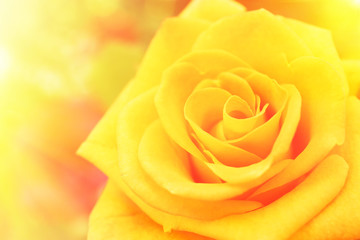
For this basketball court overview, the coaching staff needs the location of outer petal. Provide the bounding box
[282,17,346,86]
[290,97,360,240]
[88,181,208,240]
[117,88,261,220]
[180,0,245,22]
[251,56,347,198]
[77,81,134,179]
[104,154,348,240]
[78,16,209,176]
[343,60,360,97]
[132,17,209,97]
[193,9,311,82]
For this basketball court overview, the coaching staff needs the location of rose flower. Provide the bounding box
[78,0,360,239]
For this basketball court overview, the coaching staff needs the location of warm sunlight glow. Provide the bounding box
[0,47,12,79]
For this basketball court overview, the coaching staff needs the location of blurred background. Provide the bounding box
[0,0,181,239]
[0,0,359,239]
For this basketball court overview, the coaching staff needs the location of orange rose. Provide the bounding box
[79,0,359,239]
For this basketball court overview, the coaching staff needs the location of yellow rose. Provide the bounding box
[79,0,360,239]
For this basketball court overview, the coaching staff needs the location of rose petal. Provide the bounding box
[226,69,288,158]
[101,154,348,239]
[139,120,264,202]
[290,97,360,240]
[205,153,290,185]
[193,9,311,82]
[77,81,135,178]
[78,16,210,161]
[184,87,262,167]
[223,95,266,139]
[184,87,230,135]
[130,17,210,98]
[343,60,360,97]
[117,88,262,220]
[251,56,346,197]
[282,17,346,85]
[88,181,208,240]
[156,50,250,170]
[270,84,302,161]
[217,72,256,110]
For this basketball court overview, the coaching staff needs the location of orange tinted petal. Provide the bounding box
[290,97,360,240]
[106,154,348,239]
[184,87,230,134]
[217,72,256,110]
[223,95,265,139]
[139,120,264,201]
[156,50,251,168]
[251,56,346,197]
[205,155,289,185]
[117,88,261,220]
[188,118,262,167]
[270,84,302,161]
[226,69,288,158]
